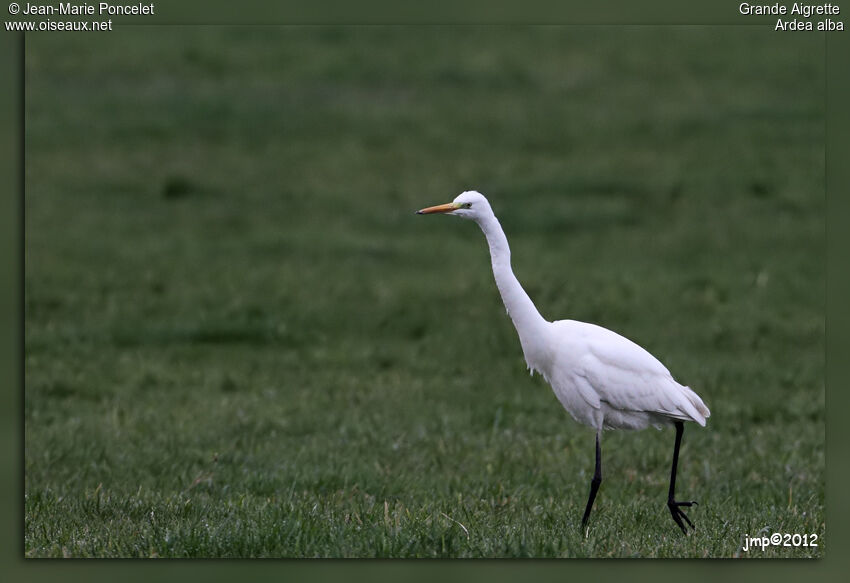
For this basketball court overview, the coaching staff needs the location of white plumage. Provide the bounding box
[417,190,710,534]
[548,319,709,431]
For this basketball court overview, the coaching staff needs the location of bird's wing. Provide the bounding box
[556,321,707,425]
[546,357,602,429]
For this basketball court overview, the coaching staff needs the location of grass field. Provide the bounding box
[24,26,824,557]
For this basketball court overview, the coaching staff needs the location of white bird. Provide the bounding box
[417,191,710,534]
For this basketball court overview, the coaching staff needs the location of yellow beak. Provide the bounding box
[416,202,459,215]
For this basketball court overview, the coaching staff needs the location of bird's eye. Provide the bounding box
[461,203,472,209]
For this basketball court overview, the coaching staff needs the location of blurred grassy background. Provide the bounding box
[24,26,824,557]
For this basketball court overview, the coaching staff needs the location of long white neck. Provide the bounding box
[476,212,551,373]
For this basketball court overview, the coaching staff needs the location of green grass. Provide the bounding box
[24,26,824,557]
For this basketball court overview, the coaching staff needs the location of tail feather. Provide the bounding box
[680,385,710,426]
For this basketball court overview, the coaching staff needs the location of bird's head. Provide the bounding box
[416,190,492,221]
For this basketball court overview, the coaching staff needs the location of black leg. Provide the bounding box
[667,421,697,534]
[581,432,602,529]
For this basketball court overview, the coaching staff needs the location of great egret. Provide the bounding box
[417,191,710,534]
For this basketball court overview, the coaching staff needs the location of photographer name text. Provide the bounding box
[17,2,154,16]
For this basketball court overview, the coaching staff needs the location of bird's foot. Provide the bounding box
[667,500,697,535]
